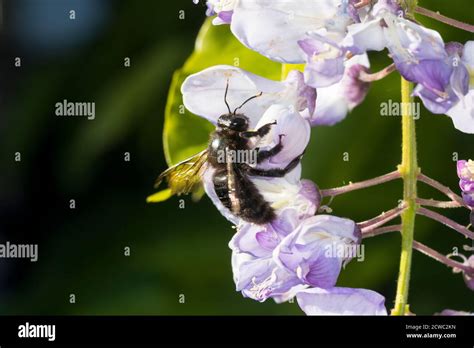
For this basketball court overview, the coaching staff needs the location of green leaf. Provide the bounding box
[146,189,173,203]
[163,18,282,166]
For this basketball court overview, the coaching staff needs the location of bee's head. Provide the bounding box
[217,113,249,132]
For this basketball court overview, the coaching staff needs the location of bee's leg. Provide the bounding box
[240,121,277,139]
[241,153,302,177]
[256,135,284,163]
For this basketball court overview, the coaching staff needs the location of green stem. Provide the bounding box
[391,77,419,316]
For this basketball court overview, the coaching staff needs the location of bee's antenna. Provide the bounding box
[224,79,232,114]
[233,92,263,115]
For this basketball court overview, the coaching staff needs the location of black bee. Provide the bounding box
[153,82,303,224]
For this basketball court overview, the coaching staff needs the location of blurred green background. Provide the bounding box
[0,0,472,315]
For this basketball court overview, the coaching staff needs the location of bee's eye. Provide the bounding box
[230,117,247,130]
[231,119,243,127]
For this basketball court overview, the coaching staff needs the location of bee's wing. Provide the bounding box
[151,150,208,200]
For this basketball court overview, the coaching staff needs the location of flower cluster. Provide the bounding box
[182,65,387,315]
[230,214,387,315]
[197,0,474,133]
[184,0,474,315]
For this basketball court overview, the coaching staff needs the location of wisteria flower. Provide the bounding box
[228,210,389,316]
[227,210,388,314]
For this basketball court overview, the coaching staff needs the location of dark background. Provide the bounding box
[0,0,472,315]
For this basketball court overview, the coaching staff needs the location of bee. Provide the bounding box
[152,82,303,224]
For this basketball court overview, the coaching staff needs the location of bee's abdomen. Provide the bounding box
[213,169,232,211]
[212,169,275,225]
[237,175,276,224]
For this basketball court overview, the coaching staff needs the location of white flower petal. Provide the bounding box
[231,0,341,63]
[254,104,311,168]
[311,84,349,125]
[182,66,315,128]
[296,287,388,315]
[343,19,386,53]
[462,41,474,71]
[446,89,474,134]
[182,65,284,127]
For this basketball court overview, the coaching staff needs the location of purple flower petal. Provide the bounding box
[445,42,464,56]
[230,223,276,258]
[310,54,370,126]
[299,33,346,88]
[297,246,342,288]
[214,10,233,24]
[460,180,474,192]
[414,83,459,114]
[462,191,474,208]
[456,160,474,206]
[343,64,371,107]
[408,60,452,93]
[296,287,388,315]
[274,215,360,287]
[384,15,448,87]
[231,250,300,302]
[457,160,468,178]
